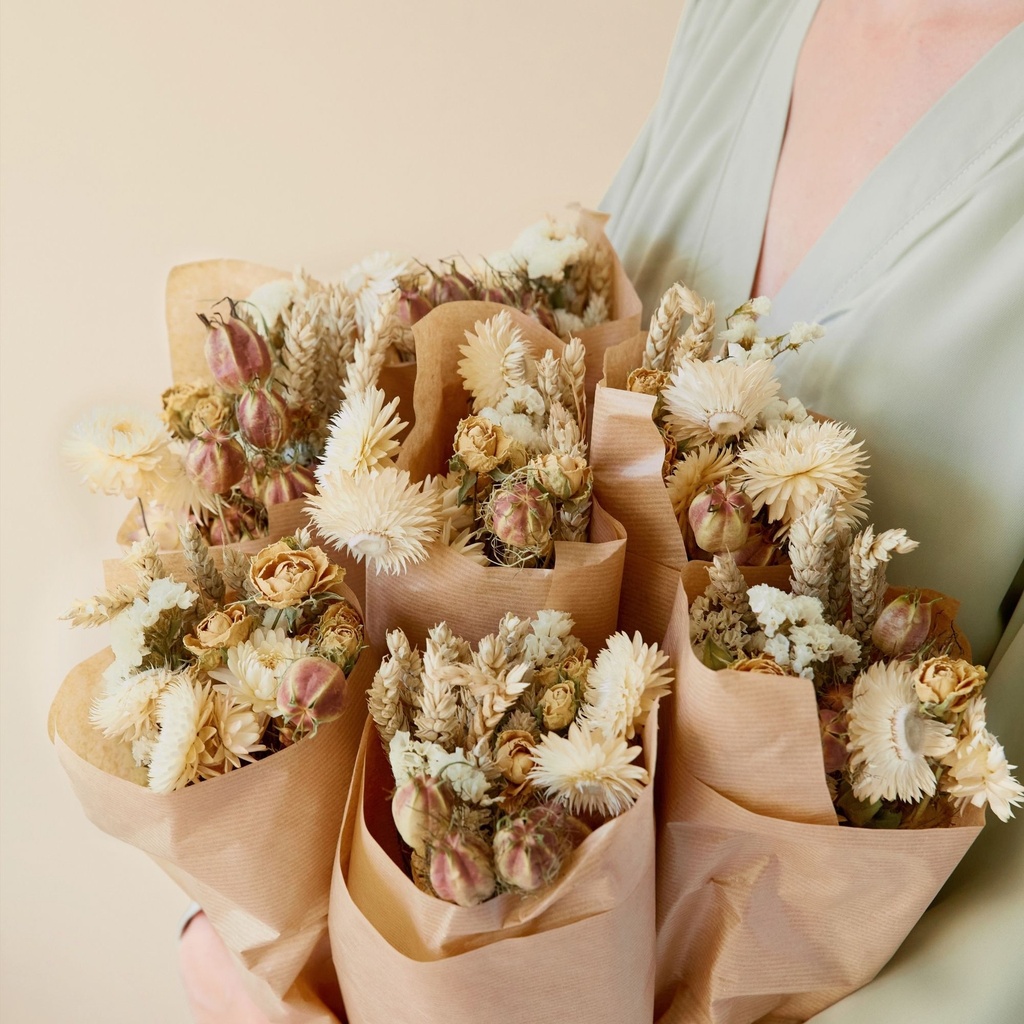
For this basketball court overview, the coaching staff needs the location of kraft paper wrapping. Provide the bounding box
[590,368,791,642]
[365,301,626,651]
[653,581,984,1024]
[328,714,658,1024]
[48,633,376,1023]
[572,209,643,408]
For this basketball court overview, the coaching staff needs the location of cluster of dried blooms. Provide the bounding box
[367,611,671,906]
[63,529,364,792]
[309,310,594,573]
[627,285,864,567]
[691,489,1023,827]
[398,211,613,341]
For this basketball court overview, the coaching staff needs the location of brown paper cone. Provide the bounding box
[572,208,643,408]
[329,715,658,1024]
[49,645,377,1023]
[365,301,626,651]
[590,380,791,641]
[653,581,984,1024]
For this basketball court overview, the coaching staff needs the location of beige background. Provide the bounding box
[0,1,682,1020]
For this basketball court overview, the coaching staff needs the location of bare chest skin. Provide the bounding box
[751,0,1024,299]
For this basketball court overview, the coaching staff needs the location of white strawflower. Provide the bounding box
[91,666,181,752]
[209,693,267,772]
[582,632,673,739]
[318,386,406,480]
[666,445,736,520]
[737,419,869,531]
[344,251,411,333]
[529,724,649,818]
[308,467,442,575]
[663,358,780,445]
[214,627,310,715]
[522,610,577,668]
[940,697,1024,822]
[64,406,180,502]
[458,311,535,411]
[148,677,218,793]
[848,661,955,805]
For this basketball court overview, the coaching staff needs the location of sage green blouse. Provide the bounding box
[602,2,1024,1021]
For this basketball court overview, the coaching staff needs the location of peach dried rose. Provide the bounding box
[453,416,514,474]
[913,656,986,713]
[730,655,788,675]
[495,729,536,785]
[249,540,343,608]
[539,680,577,731]
[183,602,256,654]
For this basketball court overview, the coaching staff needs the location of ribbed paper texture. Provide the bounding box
[329,714,658,1024]
[653,582,984,1024]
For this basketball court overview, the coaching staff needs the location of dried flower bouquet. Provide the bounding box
[327,611,670,1024]
[50,530,373,1022]
[651,496,1022,1020]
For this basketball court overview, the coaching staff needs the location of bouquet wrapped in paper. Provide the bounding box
[328,610,670,1023]
[653,488,1023,1022]
[51,530,374,1022]
[591,286,835,639]
[308,302,626,654]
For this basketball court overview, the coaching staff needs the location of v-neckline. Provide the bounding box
[700,0,1024,332]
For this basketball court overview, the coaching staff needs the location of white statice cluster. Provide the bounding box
[487,216,589,283]
[747,585,861,679]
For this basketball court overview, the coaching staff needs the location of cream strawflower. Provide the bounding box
[64,406,180,502]
[208,693,267,773]
[737,419,869,531]
[458,311,535,411]
[528,723,649,818]
[308,466,442,574]
[666,444,736,520]
[214,627,310,715]
[148,677,218,793]
[582,632,673,739]
[246,277,298,335]
[318,386,406,480]
[940,696,1024,822]
[487,217,588,282]
[848,661,955,804]
[522,610,576,668]
[343,251,412,333]
[91,666,182,754]
[662,358,780,446]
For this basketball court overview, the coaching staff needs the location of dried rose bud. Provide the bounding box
[277,655,347,739]
[539,680,577,731]
[237,388,290,450]
[912,656,986,713]
[871,591,933,657]
[454,417,514,474]
[428,829,495,907]
[494,730,536,786]
[688,481,752,556]
[493,803,573,893]
[200,311,272,392]
[392,775,453,856]
[261,464,316,507]
[532,452,591,502]
[489,482,554,551]
[184,430,247,494]
[627,367,669,397]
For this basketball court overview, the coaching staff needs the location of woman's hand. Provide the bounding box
[178,911,272,1024]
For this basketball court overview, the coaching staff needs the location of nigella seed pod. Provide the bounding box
[428,830,496,907]
[871,591,933,657]
[184,430,247,494]
[392,775,453,857]
[237,388,290,450]
[199,310,273,392]
[277,656,347,739]
[397,288,433,326]
[489,482,554,551]
[688,481,752,556]
[493,803,572,893]
[261,464,316,507]
[436,269,477,304]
